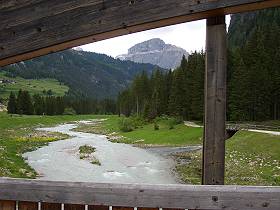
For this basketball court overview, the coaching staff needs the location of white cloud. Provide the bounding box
[81,16,231,57]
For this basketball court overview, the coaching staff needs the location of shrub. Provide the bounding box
[63,107,76,115]
[118,117,133,132]
[167,118,176,129]
[167,117,183,129]
[154,122,159,130]
[130,115,146,128]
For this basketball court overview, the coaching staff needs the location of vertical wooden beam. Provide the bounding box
[203,15,227,185]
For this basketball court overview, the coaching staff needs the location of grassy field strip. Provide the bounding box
[247,129,280,136]
[0,72,69,99]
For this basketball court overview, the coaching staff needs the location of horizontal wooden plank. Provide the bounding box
[0,178,279,210]
[1,0,280,66]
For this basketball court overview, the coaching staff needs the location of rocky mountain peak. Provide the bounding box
[128,38,166,54]
[117,38,189,69]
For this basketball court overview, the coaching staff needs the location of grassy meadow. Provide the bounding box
[0,72,69,99]
[177,131,280,185]
[74,116,203,146]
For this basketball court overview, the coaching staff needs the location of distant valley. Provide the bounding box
[0,50,165,99]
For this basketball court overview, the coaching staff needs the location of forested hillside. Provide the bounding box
[0,50,163,99]
[118,8,280,122]
[117,53,204,120]
[228,7,280,121]
[228,8,280,48]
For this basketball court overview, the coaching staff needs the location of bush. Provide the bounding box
[154,122,159,130]
[63,107,76,115]
[118,117,133,132]
[167,117,183,129]
[167,118,176,129]
[130,115,146,128]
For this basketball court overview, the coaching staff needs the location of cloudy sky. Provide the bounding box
[80,16,231,58]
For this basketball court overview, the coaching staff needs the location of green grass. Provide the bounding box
[176,131,280,186]
[79,145,96,155]
[79,145,101,166]
[0,112,101,178]
[0,72,69,99]
[75,116,203,146]
[225,131,280,185]
[119,123,202,146]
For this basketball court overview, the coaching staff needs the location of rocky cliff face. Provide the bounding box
[116,38,189,69]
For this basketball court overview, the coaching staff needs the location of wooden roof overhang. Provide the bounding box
[0,0,280,67]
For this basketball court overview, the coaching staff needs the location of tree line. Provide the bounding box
[7,90,117,115]
[117,53,204,121]
[118,23,280,122]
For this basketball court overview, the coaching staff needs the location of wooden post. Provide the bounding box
[203,15,227,185]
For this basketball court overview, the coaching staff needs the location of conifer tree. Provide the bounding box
[7,92,17,114]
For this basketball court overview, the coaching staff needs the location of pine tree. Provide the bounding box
[7,92,17,114]
[33,94,45,115]
[21,91,34,115]
[16,89,24,115]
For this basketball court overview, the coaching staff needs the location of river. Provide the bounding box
[23,121,179,184]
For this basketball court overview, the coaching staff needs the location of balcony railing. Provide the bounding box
[0,178,279,210]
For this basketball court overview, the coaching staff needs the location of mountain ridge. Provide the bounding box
[116,38,189,69]
[0,50,165,99]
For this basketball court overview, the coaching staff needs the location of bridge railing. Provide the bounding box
[0,178,279,210]
[226,123,280,131]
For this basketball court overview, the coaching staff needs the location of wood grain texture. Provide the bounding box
[203,16,227,186]
[0,201,15,210]
[0,178,279,209]
[64,204,85,210]
[112,207,133,210]
[18,201,38,210]
[88,205,108,210]
[41,202,61,210]
[162,209,184,210]
[1,0,280,66]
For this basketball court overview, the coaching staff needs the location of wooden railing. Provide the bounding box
[226,123,280,131]
[0,178,279,210]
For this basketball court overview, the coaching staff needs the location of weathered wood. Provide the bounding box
[41,202,61,210]
[162,209,184,210]
[64,204,85,210]
[18,201,38,210]
[112,207,133,210]
[0,201,15,210]
[203,15,227,185]
[138,208,159,210]
[88,205,108,210]
[0,178,280,210]
[1,0,280,66]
